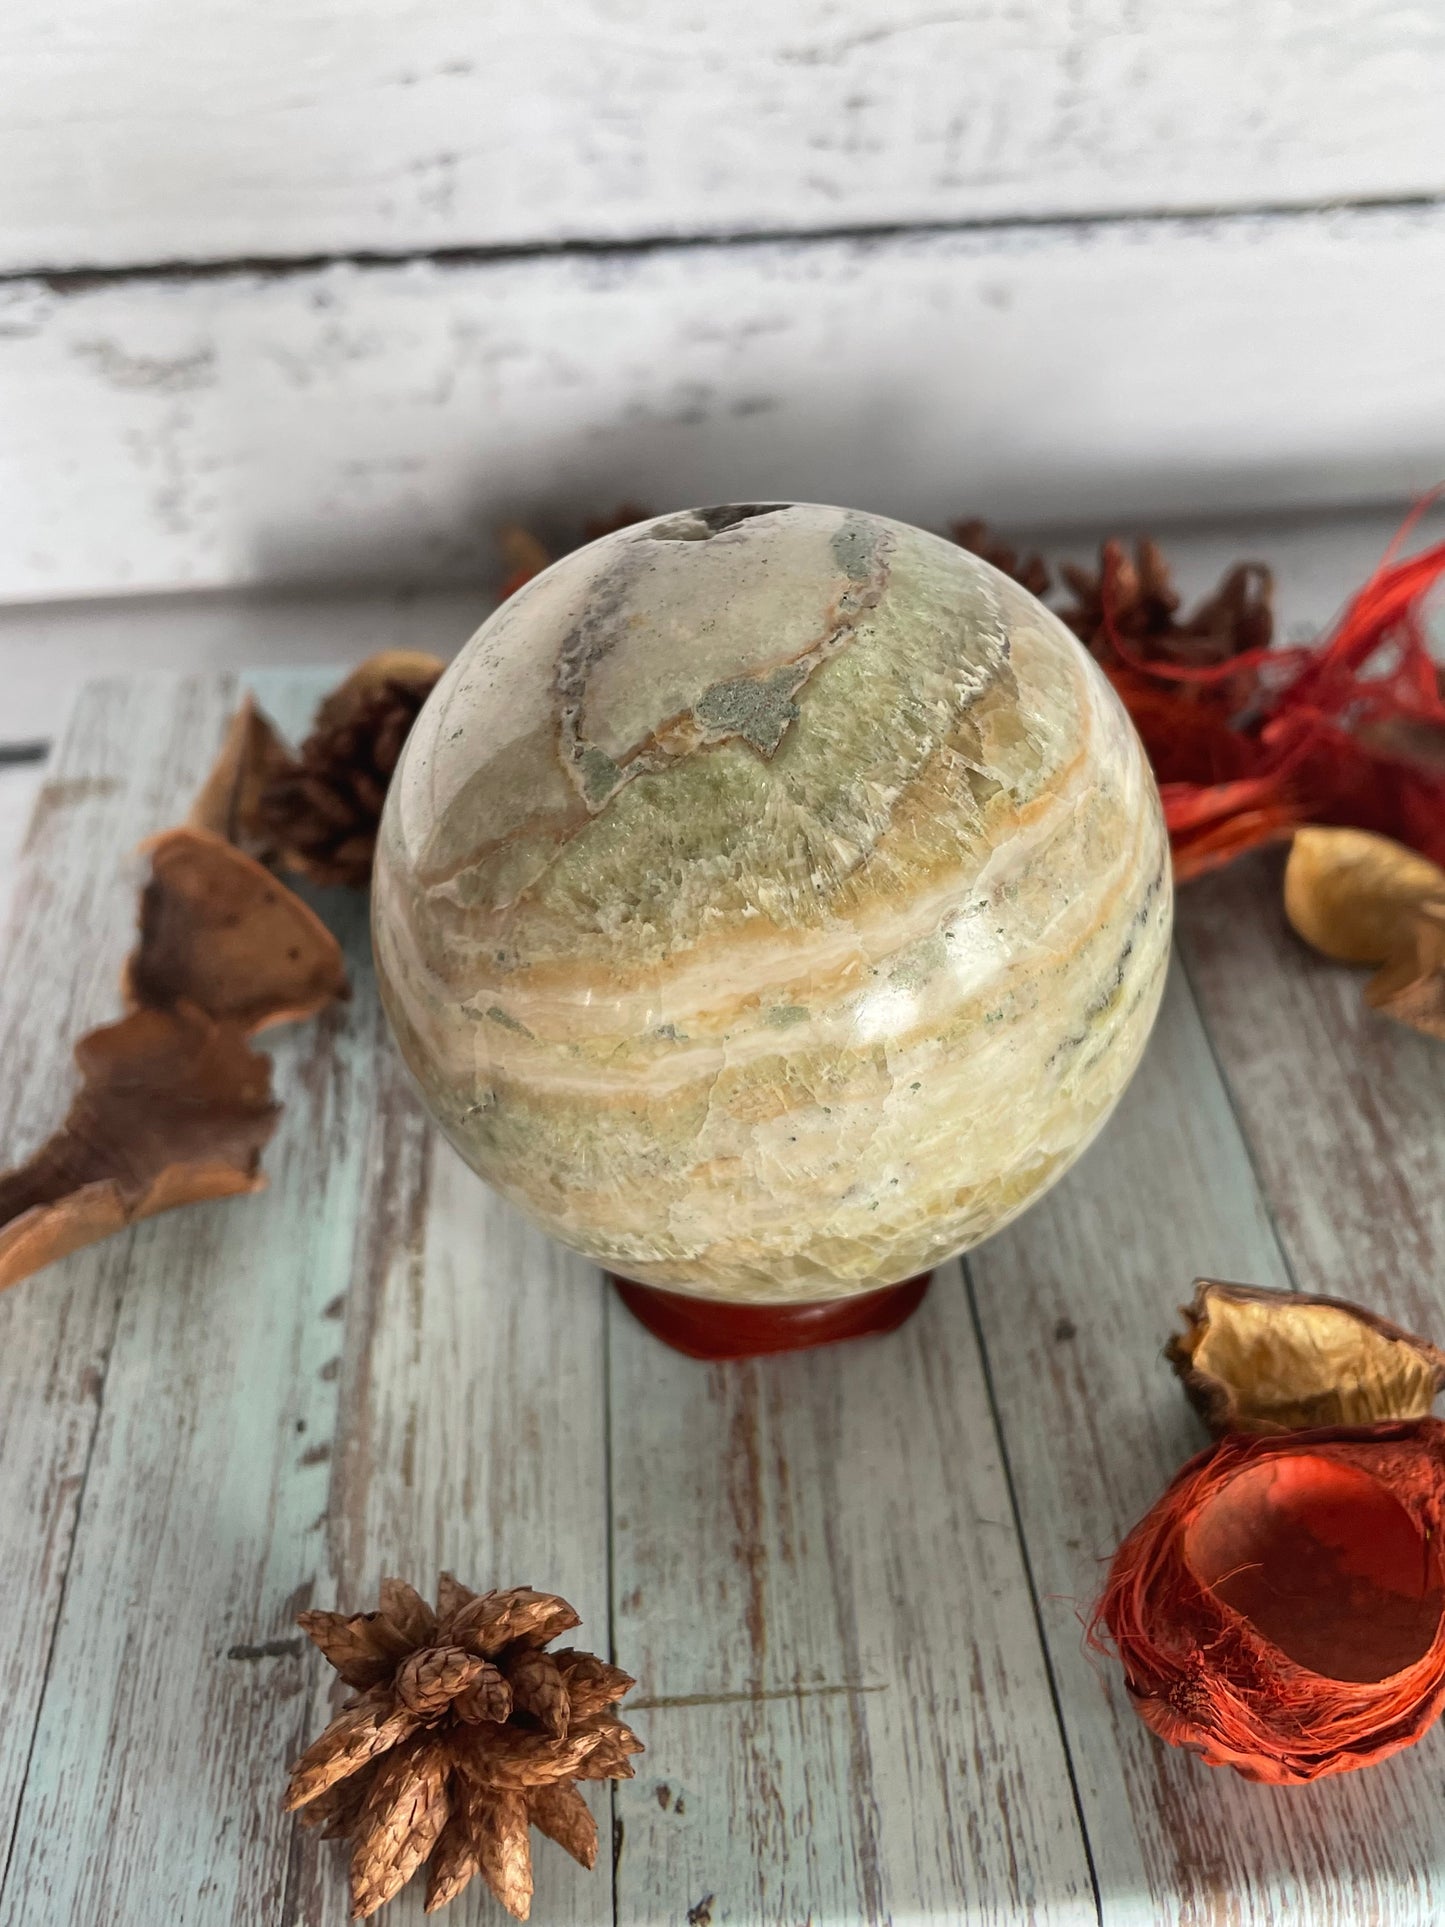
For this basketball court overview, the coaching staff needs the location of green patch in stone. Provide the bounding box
[764,1005,811,1028]
[695,664,807,755]
[830,515,881,583]
[579,744,623,807]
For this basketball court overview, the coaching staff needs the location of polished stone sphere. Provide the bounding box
[373,504,1171,1303]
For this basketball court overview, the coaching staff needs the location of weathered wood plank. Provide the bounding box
[235,670,612,1925]
[0,668,612,1923]
[3,207,1444,602]
[1176,855,1445,1336]
[0,678,237,1877]
[608,1261,1097,1924]
[969,954,1445,1925]
[2,0,1442,273]
[0,674,388,1924]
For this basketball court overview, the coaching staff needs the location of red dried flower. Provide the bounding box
[1093,1420,1445,1783]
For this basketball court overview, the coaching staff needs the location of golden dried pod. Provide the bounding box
[1167,1278,1445,1436]
[1283,825,1445,966]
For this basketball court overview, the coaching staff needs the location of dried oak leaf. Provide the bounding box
[188,695,295,863]
[0,1005,280,1292]
[1168,1279,1445,1435]
[1284,826,1445,1039]
[258,652,445,889]
[949,518,1050,600]
[286,1575,640,1919]
[126,826,348,1033]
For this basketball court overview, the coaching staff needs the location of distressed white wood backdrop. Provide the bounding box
[2,514,1445,1924]
[1,0,1444,601]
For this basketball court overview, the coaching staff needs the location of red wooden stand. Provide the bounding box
[609,1271,934,1360]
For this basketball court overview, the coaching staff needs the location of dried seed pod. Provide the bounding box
[126,827,348,1033]
[0,1006,279,1293]
[1285,825,1445,965]
[1365,900,1445,1039]
[1093,1421,1445,1783]
[188,694,295,862]
[1168,1279,1445,1435]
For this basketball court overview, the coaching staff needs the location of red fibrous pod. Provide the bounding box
[1093,1420,1445,1783]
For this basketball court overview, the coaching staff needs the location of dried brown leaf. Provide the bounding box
[348,1737,451,1919]
[0,1006,279,1293]
[450,1587,580,1658]
[284,1686,418,1810]
[188,695,295,860]
[528,1779,598,1869]
[396,1645,487,1716]
[472,1788,534,1921]
[504,1650,570,1738]
[551,1650,635,1719]
[126,827,348,1033]
[1167,1278,1445,1435]
[1285,825,1445,966]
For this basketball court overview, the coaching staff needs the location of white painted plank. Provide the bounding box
[0,678,240,1885]
[608,1264,1096,1924]
[5,206,1445,602]
[1,0,1443,272]
[969,958,1445,1925]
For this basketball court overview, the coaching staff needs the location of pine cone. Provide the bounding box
[949,518,1051,600]
[285,1576,641,1920]
[1057,537,1273,672]
[260,653,444,888]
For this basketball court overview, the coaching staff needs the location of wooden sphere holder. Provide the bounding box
[609,1271,934,1360]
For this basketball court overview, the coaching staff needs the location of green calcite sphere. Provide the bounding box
[373,504,1171,1303]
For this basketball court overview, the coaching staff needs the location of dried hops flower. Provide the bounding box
[1093,1421,1445,1783]
[285,1575,642,1918]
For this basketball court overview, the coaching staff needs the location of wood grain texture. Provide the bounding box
[0,670,616,1925]
[607,1264,1096,1924]
[1,0,1443,273]
[0,677,240,1887]
[1177,855,1445,1335]
[4,205,1445,602]
[969,957,1445,1924]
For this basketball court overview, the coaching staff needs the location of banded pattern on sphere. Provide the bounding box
[373,503,1171,1302]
